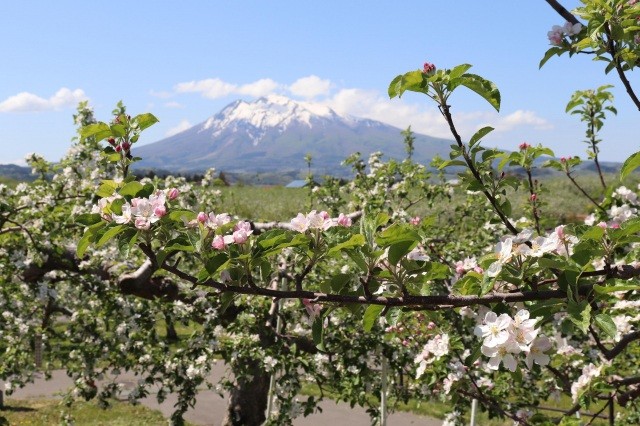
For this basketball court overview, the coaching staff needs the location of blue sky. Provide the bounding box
[1,0,636,165]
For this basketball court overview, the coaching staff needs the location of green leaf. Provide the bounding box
[205,253,229,276]
[567,300,591,333]
[75,213,102,226]
[363,304,384,332]
[312,316,324,349]
[375,223,420,247]
[480,274,496,296]
[594,282,640,294]
[458,73,501,112]
[134,113,160,131]
[465,344,482,367]
[539,46,563,68]
[594,313,617,339]
[110,124,125,137]
[81,122,111,142]
[469,126,494,147]
[168,209,196,223]
[96,225,126,247]
[621,151,640,180]
[388,70,425,99]
[328,234,366,255]
[581,225,605,241]
[77,227,100,257]
[385,307,403,327]
[387,240,417,265]
[96,182,117,198]
[452,274,481,296]
[119,181,144,197]
[219,292,235,314]
[449,63,472,80]
[137,182,156,198]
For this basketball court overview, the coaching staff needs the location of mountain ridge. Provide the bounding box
[133,96,453,174]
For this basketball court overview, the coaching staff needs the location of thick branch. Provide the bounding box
[162,262,601,308]
[439,104,519,235]
[604,23,640,111]
[544,0,580,25]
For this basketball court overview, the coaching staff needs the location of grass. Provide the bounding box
[0,398,191,426]
[0,177,18,188]
[214,174,630,225]
[299,382,612,425]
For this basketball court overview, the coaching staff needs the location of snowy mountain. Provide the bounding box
[133,95,453,174]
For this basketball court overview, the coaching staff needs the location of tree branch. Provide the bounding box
[544,0,580,25]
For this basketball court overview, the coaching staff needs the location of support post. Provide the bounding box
[380,353,388,426]
[264,278,285,422]
[34,334,43,369]
[470,398,478,426]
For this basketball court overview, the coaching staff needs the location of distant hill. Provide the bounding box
[133,95,454,175]
[0,164,34,182]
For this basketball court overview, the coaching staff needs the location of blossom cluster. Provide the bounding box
[487,226,578,277]
[548,21,583,45]
[290,210,352,233]
[571,363,602,402]
[414,333,450,378]
[211,220,253,249]
[110,188,178,230]
[474,310,551,372]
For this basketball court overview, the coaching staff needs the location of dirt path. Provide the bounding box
[2,365,442,425]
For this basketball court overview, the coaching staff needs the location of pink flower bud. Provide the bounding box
[167,188,179,200]
[560,157,567,163]
[427,322,436,330]
[337,213,352,227]
[410,216,421,226]
[154,204,167,217]
[211,235,227,250]
[234,220,252,233]
[597,221,608,229]
[519,142,531,151]
[232,229,249,244]
[530,193,537,202]
[107,137,116,146]
[197,212,207,223]
[115,145,122,153]
[121,141,131,151]
[422,62,436,74]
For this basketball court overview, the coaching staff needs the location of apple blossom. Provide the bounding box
[337,213,352,227]
[525,336,552,369]
[302,299,321,321]
[211,235,227,250]
[486,237,513,277]
[474,312,511,348]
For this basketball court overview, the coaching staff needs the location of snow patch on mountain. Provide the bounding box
[199,95,361,145]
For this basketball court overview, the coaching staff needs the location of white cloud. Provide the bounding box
[149,89,173,99]
[289,75,332,99]
[493,110,553,132]
[0,88,87,113]
[164,101,185,109]
[238,78,281,97]
[320,89,553,141]
[165,119,192,137]
[322,88,451,137]
[174,78,237,99]
[168,75,552,142]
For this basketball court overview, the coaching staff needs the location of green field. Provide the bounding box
[0,398,192,426]
[215,173,630,226]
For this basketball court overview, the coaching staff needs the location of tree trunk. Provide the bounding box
[164,313,179,342]
[221,359,270,426]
